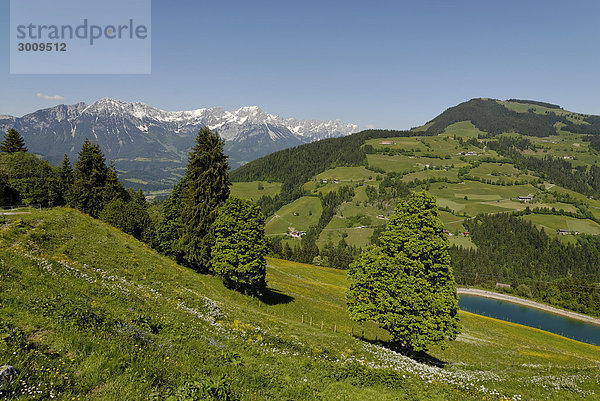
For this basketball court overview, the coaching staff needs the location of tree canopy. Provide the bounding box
[0,128,28,153]
[70,140,111,217]
[211,196,267,294]
[99,195,155,245]
[0,152,61,206]
[178,127,231,272]
[346,191,461,352]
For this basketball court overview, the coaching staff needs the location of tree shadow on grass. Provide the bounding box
[258,288,294,305]
[357,336,448,368]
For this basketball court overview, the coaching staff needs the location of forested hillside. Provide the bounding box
[230,129,434,215]
[451,213,600,316]
[425,98,565,136]
[228,98,600,318]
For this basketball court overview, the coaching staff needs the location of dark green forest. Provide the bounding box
[487,136,600,197]
[231,129,435,216]
[425,98,566,137]
[451,213,600,316]
[506,99,562,109]
[425,97,600,139]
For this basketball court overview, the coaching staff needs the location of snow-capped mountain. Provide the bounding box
[0,99,359,192]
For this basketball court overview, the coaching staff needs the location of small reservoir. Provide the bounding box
[459,294,600,346]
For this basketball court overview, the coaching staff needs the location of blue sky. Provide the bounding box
[2,0,600,129]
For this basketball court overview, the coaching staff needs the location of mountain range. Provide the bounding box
[0,98,359,192]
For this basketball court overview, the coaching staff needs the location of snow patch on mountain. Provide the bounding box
[77,98,358,142]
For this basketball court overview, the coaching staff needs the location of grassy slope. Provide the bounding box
[265,196,322,235]
[1,208,600,400]
[238,101,600,251]
[231,181,282,200]
[358,114,600,247]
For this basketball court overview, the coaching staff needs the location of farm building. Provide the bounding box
[516,194,535,202]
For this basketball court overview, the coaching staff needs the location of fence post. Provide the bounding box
[334,324,337,333]
[302,314,304,323]
[310,316,312,326]
[321,321,323,330]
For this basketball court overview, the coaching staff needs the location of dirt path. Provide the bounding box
[457,287,600,326]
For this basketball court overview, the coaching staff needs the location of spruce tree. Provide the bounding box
[211,197,267,294]
[346,191,461,352]
[179,128,230,272]
[58,154,73,206]
[0,128,27,153]
[70,139,109,217]
[102,161,128,205]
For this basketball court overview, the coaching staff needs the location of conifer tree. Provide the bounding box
[102,161,128,205]
[346,191,461,352]
[58,154,73,206]
[0,128,27,153]
[211,197,267,294]
[179,128,230,272]
[70,139,109,217]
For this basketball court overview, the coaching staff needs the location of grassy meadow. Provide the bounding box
[1,208,599,400]
[231,181,282,200]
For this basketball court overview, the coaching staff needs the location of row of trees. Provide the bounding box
[487,136,600,197]
[268,235,360,270]
[0,129,156,244]
[0,128,269,295]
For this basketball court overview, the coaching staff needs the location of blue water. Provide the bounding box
[458,294,600,346]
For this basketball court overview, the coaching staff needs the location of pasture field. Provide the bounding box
[314,166,381,181]
[265,196,323,234]
[231,181,282,199]
[2,208,598,400]
[521,214,600,236]
[441,121,486,137]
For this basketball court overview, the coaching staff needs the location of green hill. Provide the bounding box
[421,98,600,137]
[2,208,599,399]
[230,99,600,252]
[227,98,600,317]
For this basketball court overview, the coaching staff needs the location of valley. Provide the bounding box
[229,98,600,319]
[3,97,600,399]
[232,106,600,251]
